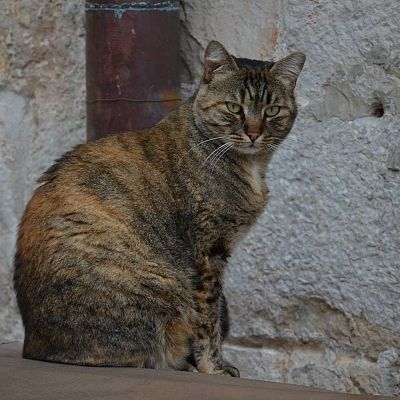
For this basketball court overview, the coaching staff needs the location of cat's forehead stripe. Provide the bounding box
[260,82,267,103]
[243,74,254,101]
[242,69,268,106]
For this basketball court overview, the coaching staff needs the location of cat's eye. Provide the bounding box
[226,102,242,114]
[265,106,281,117]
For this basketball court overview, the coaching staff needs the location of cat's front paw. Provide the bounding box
[180,361,198,372]
[214,364,240,377]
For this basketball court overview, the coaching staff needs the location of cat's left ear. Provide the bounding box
[203,41,239,83]
[268,52,306,88]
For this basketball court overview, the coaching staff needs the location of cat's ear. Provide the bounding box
[268,52,306,88]
[203,41,239,83]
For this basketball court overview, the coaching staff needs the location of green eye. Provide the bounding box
[265,106,281,117]
[226,102,242,114]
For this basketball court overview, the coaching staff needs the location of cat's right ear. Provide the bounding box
[268,52,306,89]
[203,41,238,83]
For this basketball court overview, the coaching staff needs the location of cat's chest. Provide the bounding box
[225,163,268,232]
[242,162,266,197]
[194,161,269,240]
[227,161,268,209]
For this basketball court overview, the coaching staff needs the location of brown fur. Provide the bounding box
[14,41,305,375]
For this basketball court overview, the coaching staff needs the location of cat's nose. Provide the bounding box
[247,132,261,142]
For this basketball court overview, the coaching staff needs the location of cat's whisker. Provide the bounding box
[265,143,279,152]
[274,139,297,151]
[263,136,298,152]
[181,123,243,167]
[208,148,229,166]
[189,136,226,151]
[207,142,232,165]
[177,136,226,165]
[212,143,234,165]
[274,136,298,144]
[202,142,231,167]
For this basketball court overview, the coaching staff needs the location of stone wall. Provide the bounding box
[1,0,399,395]
[0,1,86,340]
[180,0,400,395]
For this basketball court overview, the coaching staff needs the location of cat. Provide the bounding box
[14,41,305,376]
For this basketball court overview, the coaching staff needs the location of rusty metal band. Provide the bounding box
[86,1,180,14]
[86,97,182,103]
[86,0,181,139]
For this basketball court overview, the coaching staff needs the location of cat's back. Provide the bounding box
[36,126,173,203]
[15,114,190,296]
[21,115,185,229]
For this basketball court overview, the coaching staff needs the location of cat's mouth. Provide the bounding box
[231,140,263,155]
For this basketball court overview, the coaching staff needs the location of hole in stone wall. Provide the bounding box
[371,101,384,118]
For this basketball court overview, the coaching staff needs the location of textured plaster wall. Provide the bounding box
[180,0,400,395]
[0,1,86,340]
[0,0,399,396]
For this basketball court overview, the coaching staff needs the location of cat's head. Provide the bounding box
[193,41,305,155]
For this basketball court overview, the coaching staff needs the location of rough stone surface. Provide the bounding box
[180,0,280,83]
[0,1,86,340]
[1,0,399,396]
[181,0,400,395]
[224,344,400,396]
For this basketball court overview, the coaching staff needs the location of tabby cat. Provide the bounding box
[14,41,305,376]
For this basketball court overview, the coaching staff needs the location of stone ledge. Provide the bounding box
[0,342,395,400]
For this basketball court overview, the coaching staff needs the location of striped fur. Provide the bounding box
[14,41,305,376]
